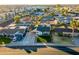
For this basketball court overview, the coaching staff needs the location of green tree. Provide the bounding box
[38,16,43,21]
[49,12,55,16]
[31,15,35,21]
[13,15,21,23]
[44,7,50,13]
[0,36,12,44]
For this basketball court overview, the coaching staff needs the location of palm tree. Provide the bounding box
[70,18,77,38]
[49,12,55,16]
[38,16,43,21]
[44,7,50,14]
[60,7,69,16]
[55,5,70,16]
[55,4,61,13]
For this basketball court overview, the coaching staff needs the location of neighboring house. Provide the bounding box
[49,19,58,25]
[73,16,79,20]
[42,16,53,21]
[41,16,55,24]
[30,8,44,16]
[48,18,58,25]
[32,12,44,16]
[68,12,79,16]
[37,24,51,36]
[0,26,25,35]
[55,28,79,36]
[20,16,32,23]
[58,16,71,24]
[20,16,32,26]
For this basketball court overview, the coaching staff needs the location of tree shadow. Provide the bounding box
[50,46,79,55]
[6,45,79,55]
[6,46,38,54]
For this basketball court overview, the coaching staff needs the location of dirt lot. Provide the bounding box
[0,46,77,55]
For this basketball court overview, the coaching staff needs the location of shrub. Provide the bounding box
[0,36,12,44]
[58,32,63,36]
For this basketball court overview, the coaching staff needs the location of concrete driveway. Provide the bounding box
[7,32,36,46]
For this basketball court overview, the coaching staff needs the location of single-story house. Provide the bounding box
[20,16,32,23]
[36,24,51,36]
[58,16,72,24]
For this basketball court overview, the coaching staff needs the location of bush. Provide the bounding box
[0,36,12,44]
[58,32,63,36]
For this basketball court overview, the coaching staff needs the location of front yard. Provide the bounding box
[53,33,73,45]
[36,35,52,43]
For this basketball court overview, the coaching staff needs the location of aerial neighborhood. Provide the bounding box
[0,5,79,47]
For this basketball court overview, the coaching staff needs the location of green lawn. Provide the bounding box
[53,35,73,45]
[36,35,51,43]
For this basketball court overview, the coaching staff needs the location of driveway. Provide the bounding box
[73,37,79,45]
[7,32,37,46]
